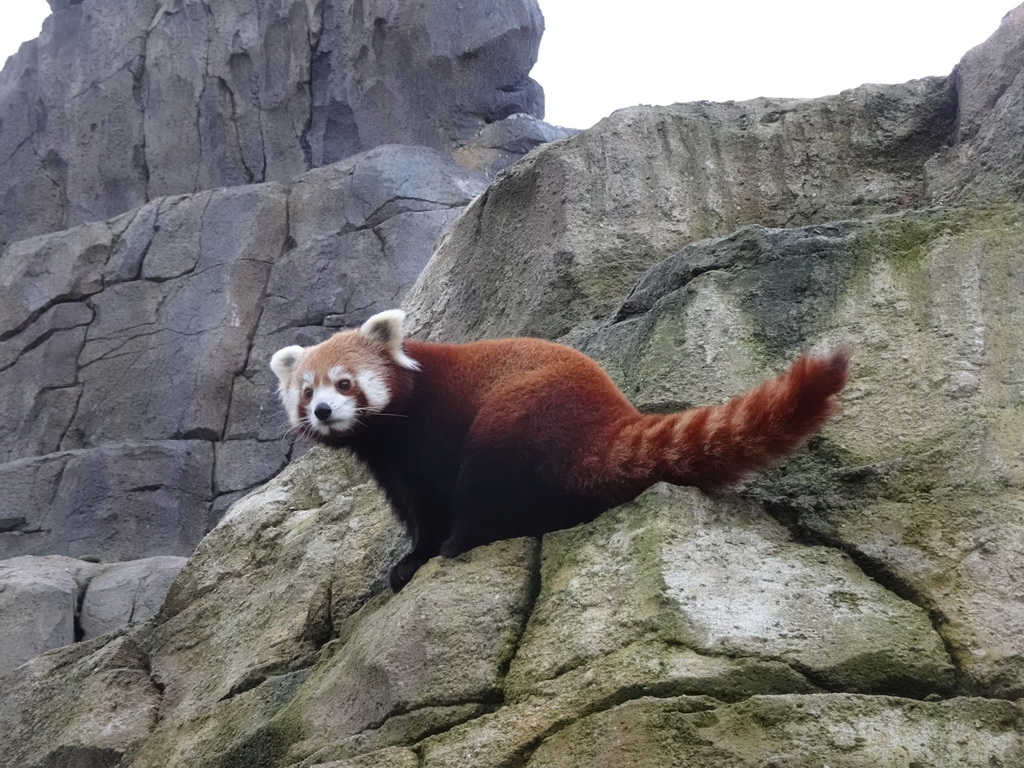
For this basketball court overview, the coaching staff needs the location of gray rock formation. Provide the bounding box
[80,556,188,640]
[0,556,93,675]
[0,554,186,675]
[0,0,543,250]
[3,2,1024,766]
[453,113,578,177]
[0,145,486,561]
[404,78,958,342]
[0,0,552,680]
[0,442,213,560]
[926,4,1024,201]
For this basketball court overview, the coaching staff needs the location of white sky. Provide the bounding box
[0,1,1016,129]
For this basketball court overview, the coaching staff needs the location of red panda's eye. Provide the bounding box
[337,379,352,392]
[302,387,313,400]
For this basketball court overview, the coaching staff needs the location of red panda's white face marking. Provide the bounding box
[269,310,418,439]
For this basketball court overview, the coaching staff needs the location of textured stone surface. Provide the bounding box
[79,557,188,640]
[308,0,544,166]
[524,695,1023,768]
[0,145,484,562]
[0,0,543,250]
[508,487,953,701]
[0,441,214,562]
[2,5,1024,767]
[0,554,187,675]
[66,186,287,447]
[142,450,403,731]
[452,113,577,177]
[568,209,1024,698]
[404,78,958,343]
[0,634,162,768]
[222,145,487,452]
[0,555,98,675]
[925,4,1024,202]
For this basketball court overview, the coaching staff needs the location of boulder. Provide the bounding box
[507,487,953,700]
[308,0,544,166]
[0,555,99,675]
[0,634,162,767]
[0,144,486,562]
[925,4,1024,202]
[79,557,189,640]
[0,0,543,249]
[569,211,1024,697]
[0,554,187,676]
[453,113,578,177]
[0,441,214,562]
[404,78,957,342]
[521,695,1023,768]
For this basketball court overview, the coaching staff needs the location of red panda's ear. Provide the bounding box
[360,310,420,371]
[270,345,305,384]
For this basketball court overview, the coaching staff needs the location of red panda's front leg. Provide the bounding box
[439,446,599,560]
[387,499,453,592]
[439,455,527,559]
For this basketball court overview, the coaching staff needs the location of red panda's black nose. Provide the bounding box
[313,404,332,422]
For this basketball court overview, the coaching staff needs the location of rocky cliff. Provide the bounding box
[2,1,1024,766]
[0,0,544,250]
[0,0,565,664]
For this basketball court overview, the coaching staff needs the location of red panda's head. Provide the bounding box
[269,309,420,441]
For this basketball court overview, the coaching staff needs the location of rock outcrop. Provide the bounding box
[0,145,487,563]
[0,0,543,250]
[0,0,554,673]
[2,1,1024,766]
[0,555,186,674]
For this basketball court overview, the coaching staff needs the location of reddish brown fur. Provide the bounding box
[275,324,851,591]
[577,345,853,501]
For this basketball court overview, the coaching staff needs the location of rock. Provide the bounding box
[136,451,404,744]
[0,555,99,675]
[0,633,161,768]
[0,221,110,462]
[3,4,1024,766]
[277,536,537,766]
[79,557,188,640]
[452,113,578,177]
[507,487,953,700]
[0,554,186,674]
[404,78,958,343]
[0,144,485,562]
[567,209,1024,697]
[0,0,544,249]
[0,441,214,562]
[925,4,1024,202]
[221,145,487,452]
[45,0,84,13]
[308,0,544,166]
[309,748,419,768]
[523,695,1023,768]
[66,185,288,448]
[214,439,290,496]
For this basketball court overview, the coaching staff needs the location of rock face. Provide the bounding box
[404,77,958,342]
[0,0,543,250]
[0,555,186,675]
[3,2,1024,767]
[0,0,550,680]
[0,145,486,561]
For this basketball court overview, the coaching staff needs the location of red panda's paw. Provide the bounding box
[389,551,430,592]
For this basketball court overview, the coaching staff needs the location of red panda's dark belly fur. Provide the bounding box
[312,337,849,592]
[332,339,637,591]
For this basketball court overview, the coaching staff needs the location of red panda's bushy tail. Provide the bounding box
[587,345,852,501]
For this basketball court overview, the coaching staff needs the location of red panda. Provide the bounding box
[271,310,851,592]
